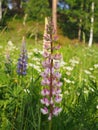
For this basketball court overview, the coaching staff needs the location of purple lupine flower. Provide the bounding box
[41,18,62,120]
[17,37,27,76]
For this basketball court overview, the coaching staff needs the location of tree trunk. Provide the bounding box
[78,3,84,42]
[88,2,94,47]
[48,0,52,8]
[78,18,82,42]
[0,0,2,21]
[52,0,58,34]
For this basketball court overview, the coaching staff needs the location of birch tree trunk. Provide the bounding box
[88,2,94,47]
[78,18,82,42]
[52,0,58,34]
[0,0,2,21]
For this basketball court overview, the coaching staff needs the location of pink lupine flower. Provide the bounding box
[43,51,50,58]
[44,68,54,75]
[53,35,58,41]
[54,45,61,50]
[44,68,50,74]
[55,96,62,103]
[54,62,60,69]
[41,107,48,114]
[40,98,50,106]
[42,59,51,68]
[56,82,63,87]
[56,88,61,94]
[52,79,58,86]
[52,89,56,95]
[41,78,50,86]
[53,107,62,116]
[41,18,62,120]
[41,72,47,78]
[44,43,50,50]
[50,97,54,105]
[53,54,62,60]
[44,34,51,41]
[54,72,61,79]
[48,113,52,120]
[41,89,50,96]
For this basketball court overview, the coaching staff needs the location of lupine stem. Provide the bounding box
[49,119,52,130]
[50,34,53,117]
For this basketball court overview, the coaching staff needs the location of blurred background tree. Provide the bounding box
[0,0,98,43]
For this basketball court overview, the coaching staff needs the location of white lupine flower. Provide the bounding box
[96,105,98,109]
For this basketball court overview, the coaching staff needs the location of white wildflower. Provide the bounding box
[84,70,91,75]
[65,66,73,71]
[69,59,79,65]
[94,64,98,69]
[0,46,3,49]
[64,78,71,83]
[66,71,71,76]
[8,40,13,46]
[28,63,33,67]
[89,68,94,71]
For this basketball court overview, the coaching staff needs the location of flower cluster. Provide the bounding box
[4,50,12,74]
[17,37,27,75]
[41,18,62,120]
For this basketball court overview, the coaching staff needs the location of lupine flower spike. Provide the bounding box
[41,18,62,120]
[17,37,27,75]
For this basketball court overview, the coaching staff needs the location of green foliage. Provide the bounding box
[24,0,51,21]
[58,0,98,42]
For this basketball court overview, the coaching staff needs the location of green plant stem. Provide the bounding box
[49,120,52,130]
